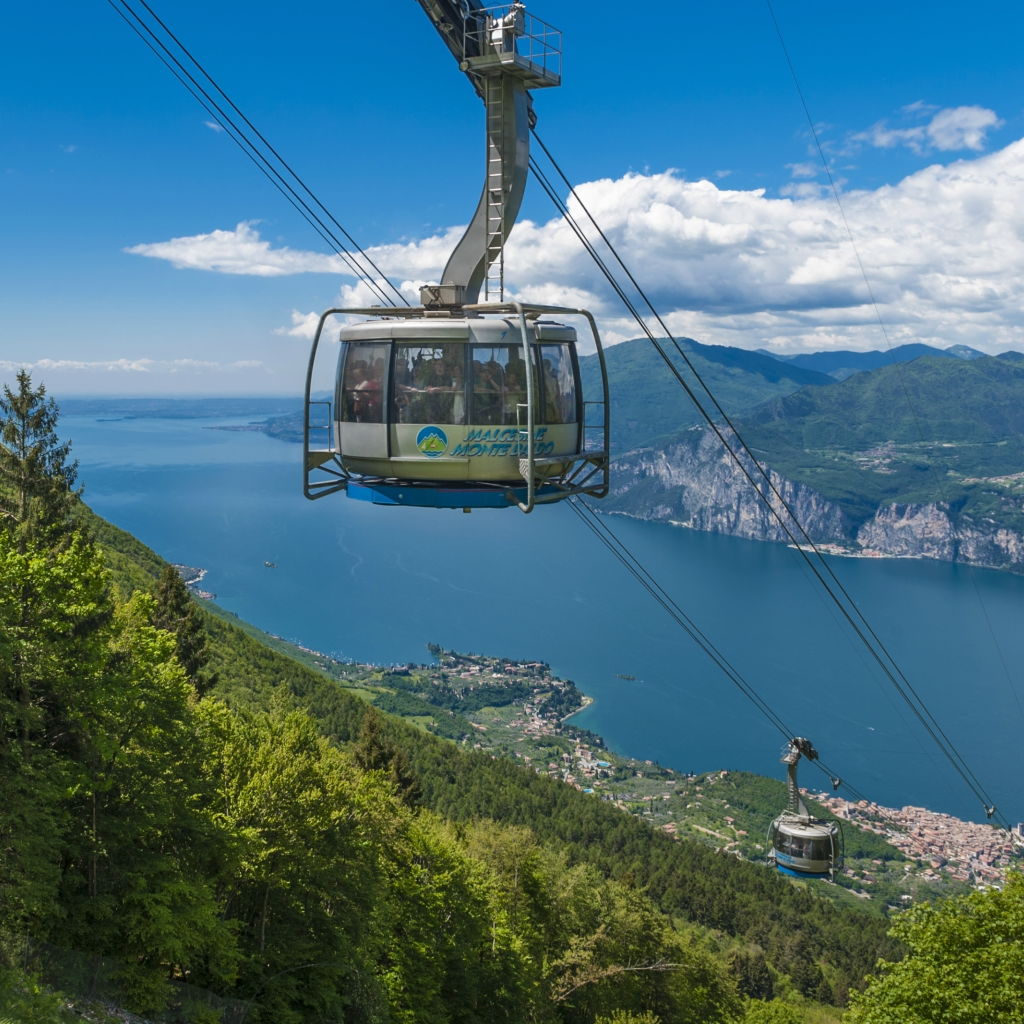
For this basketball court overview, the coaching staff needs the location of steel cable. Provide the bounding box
[532,133,1007,828]
[106,0,406,308]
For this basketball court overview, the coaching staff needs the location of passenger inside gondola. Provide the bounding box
[341,342,387,423]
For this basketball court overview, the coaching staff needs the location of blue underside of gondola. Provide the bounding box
[774,864,830,879]
[346,480,561,508]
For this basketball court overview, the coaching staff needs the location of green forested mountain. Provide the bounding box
[736,353,1024,528]
[762,342,983,381]
[0,371,906,1024]
[579,337,833,453]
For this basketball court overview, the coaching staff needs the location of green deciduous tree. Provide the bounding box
[354,706,422,806]
[59,593,237,1012]
[740,999,802,1024]
[209,703,390,1023]
[0,371,80,551]
[152,564,216,696]
[729,947,774,1000]
[1,529,236,1013]
[846,871,1024,1024]
[0,529,112,944]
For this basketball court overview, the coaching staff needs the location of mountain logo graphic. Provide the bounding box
[416,425,449,458]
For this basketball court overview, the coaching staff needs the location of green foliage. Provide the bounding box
[152,564,216,696]
[846,872,1024,1023]
[0,371,80,551]
[76,510,166,595]
[204,702,389,1022]
[741,1000,803,1024]
[0,964,75,1024]
[593,1012,661,1024]
[353,706,422,805]
[730,947,774,1000]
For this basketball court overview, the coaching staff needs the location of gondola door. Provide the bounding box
[337,340,390,459]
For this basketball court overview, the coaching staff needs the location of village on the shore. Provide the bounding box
[183,581,1023,905]
[812,793,1023,887]
[406,649,1022,900]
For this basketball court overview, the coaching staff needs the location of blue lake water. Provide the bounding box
[64,407,1024,826]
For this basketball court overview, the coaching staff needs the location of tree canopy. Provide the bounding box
[846,872,1024,1024]
[0,370,80,550]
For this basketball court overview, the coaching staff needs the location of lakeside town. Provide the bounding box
[812,793,1023,887]
[178,580,1024,901]
[388,648,1023,897]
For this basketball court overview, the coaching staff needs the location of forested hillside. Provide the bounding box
[4,370,1020,1024]
[7,372,743,1023]
[608,352,1024,569]
[580,337,832,453]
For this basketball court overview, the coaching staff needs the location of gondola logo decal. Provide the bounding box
[416,425,449,458]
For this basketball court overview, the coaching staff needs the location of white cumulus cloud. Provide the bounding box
[853,104,1003,154]
[129,136,1024,355]
[493,138,1024,352]
[126,221,347,276]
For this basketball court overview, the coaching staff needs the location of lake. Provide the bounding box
[63,402,1024,826]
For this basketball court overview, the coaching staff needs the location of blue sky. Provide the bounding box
[4,0,1024,395]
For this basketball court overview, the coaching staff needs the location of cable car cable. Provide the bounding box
[105,0,391,305]
[570,497,884,809]
[767,0,1024,743]
[569,497,794,742]
[106,0,406,308]
[761,6,1024,828]
[107,3,383,301]
[532,134,1004,826]
[124,0,408,308]
[572,497,937,873]
[571,495,963,853]
[761,0,935,476]
[532,133,1007,828]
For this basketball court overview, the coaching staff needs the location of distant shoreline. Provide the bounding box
[173,563,216,600]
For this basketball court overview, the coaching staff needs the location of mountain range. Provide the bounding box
[603,344,1024,569]
[755,342,986,380]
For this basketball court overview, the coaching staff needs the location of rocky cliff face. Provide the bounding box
[856,505,1024,569]
[609,429,1024,572]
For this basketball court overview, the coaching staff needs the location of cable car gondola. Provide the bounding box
[305,300,608,511]
[303,3,609,512]
[768,738,843,881]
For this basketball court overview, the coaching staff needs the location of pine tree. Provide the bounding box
[353,708,422,806]
[0,371,80,551]
[152,564,216,696]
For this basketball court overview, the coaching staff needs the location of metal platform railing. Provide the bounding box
[462,4,562,87]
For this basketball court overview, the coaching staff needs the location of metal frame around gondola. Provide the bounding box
[303,300,609,512]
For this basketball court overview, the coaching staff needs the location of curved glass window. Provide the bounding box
[469,345,531,425]
[776,830,831,861]
[538,344,577,424]
[392,344,466,425]
[340,341,387,423]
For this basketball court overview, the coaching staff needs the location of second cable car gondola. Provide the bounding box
[767,738,843,881]
[303,3,610,512]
